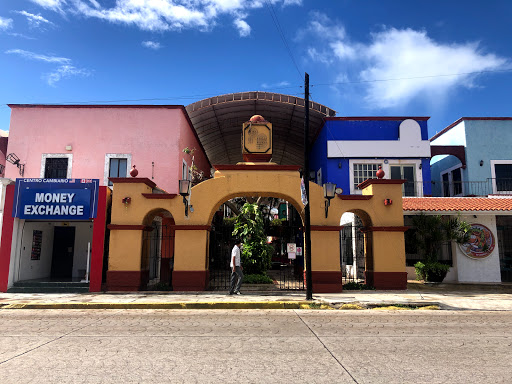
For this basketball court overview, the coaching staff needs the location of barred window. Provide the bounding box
[353,163,381,190]
[44,158,68,179]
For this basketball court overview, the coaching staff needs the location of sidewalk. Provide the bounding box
[1,282,512,311]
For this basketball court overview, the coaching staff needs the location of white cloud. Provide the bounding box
[45,64,90,86]
[301,13,510,109]
[5,48,90,86]
[31,0,301,36]
[234,18,250,37]
[360,28,508,108]
[142,40,162,50]
[29,0,67,13]
[15,11,54,28]
[261,81,290,89]
[0,16,13,30]
[8,32,37,40]
[6,49,71,64]
[0,129,9,137]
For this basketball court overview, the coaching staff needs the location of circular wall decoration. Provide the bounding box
[459,224,495,259]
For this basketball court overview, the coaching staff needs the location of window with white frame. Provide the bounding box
[104,154,131,186]
[491,161,512,194]
[41,154,73,179]
[353,163,381,190]
[441,166,463,197]
[390,164,416,197]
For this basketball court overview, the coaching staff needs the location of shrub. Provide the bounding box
[343,282,376,290]
[414,261,451,283]
[243,273,274,284]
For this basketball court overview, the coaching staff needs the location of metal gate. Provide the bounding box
[208,219,233,290]
[142,221,175,289]
[340,223,366,284]
[208,212,305,291]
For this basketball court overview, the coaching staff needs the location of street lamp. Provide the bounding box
[6,153,25,176]
[179,179,191,216]
[323,182,337,218]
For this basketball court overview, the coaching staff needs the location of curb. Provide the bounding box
[0,301,442,310]
[0,301,312,310]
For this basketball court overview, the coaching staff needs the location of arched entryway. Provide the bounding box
[106,166,409,292]
[141,209,175,289]
[208,196,305,291]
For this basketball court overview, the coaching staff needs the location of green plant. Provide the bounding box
[343,282,376,290]
[409,214,470,283]
[270,218,286,227]
[232,203,274,275]
[223,217,236,226]
[243,273,274,284]
[414,261,451,283]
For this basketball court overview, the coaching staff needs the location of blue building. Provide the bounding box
[309,117,432,197]
[430,117,512,197]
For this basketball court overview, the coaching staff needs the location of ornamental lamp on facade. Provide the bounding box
[323,182,337,218]
[179,179,191,216]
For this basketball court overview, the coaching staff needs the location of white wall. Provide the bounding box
[15,221,93,281]
[455,215,502,283]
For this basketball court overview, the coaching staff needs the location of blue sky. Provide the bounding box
[1,0,511,139]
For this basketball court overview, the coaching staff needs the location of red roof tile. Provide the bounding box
[403,197,512,212]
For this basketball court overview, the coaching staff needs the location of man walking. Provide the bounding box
[229,240,243,295]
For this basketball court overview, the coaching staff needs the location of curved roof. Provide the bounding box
[186,92,336,165]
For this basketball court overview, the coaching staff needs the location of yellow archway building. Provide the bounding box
[106,163,407,292]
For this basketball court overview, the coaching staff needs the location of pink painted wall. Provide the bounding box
[179,113,211,181]
[6,106,210,194]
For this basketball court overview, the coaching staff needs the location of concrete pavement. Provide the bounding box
[1,282,512,311]
[1,309,512,383]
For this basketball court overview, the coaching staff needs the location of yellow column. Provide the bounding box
[310,230,342,293]
[173,229,210,290]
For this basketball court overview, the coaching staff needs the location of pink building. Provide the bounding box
[4,105,210,191]
[0,105,210,293]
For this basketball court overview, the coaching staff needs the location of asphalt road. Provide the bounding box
[0,309,511,383]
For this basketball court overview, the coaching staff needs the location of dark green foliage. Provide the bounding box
[343,282,376,290]
[222,217,236,227]
[414,261,451,282]
[270,218,286,227]
[411,214,470,282]
[412,214,470,263]
[243,273,274,284]
[232,203,274,275]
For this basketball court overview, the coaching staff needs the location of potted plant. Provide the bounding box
[411,214,470,283]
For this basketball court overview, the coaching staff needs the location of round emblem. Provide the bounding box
[459,224,495,259]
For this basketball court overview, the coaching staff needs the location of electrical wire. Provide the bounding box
[264,0,303,82]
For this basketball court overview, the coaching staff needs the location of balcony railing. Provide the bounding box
[356,178,512,197]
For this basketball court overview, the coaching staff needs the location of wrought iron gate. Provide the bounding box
[340,223,366,284]
[142,222,174,289]
[208,214,305,291]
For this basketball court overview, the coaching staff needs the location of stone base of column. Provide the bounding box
[106,270,149,291]
[172,270,209,291]
[365,271,407,290]
[310,271,343,293]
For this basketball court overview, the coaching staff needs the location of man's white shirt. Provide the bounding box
[230,245,241,268]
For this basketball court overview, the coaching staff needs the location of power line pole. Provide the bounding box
[303,72,313,301]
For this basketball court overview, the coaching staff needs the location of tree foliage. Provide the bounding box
[232,203,273,275]
[411,214,470,263]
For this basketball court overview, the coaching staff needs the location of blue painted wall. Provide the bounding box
[430,119,512,196]
[310,118,431,195]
